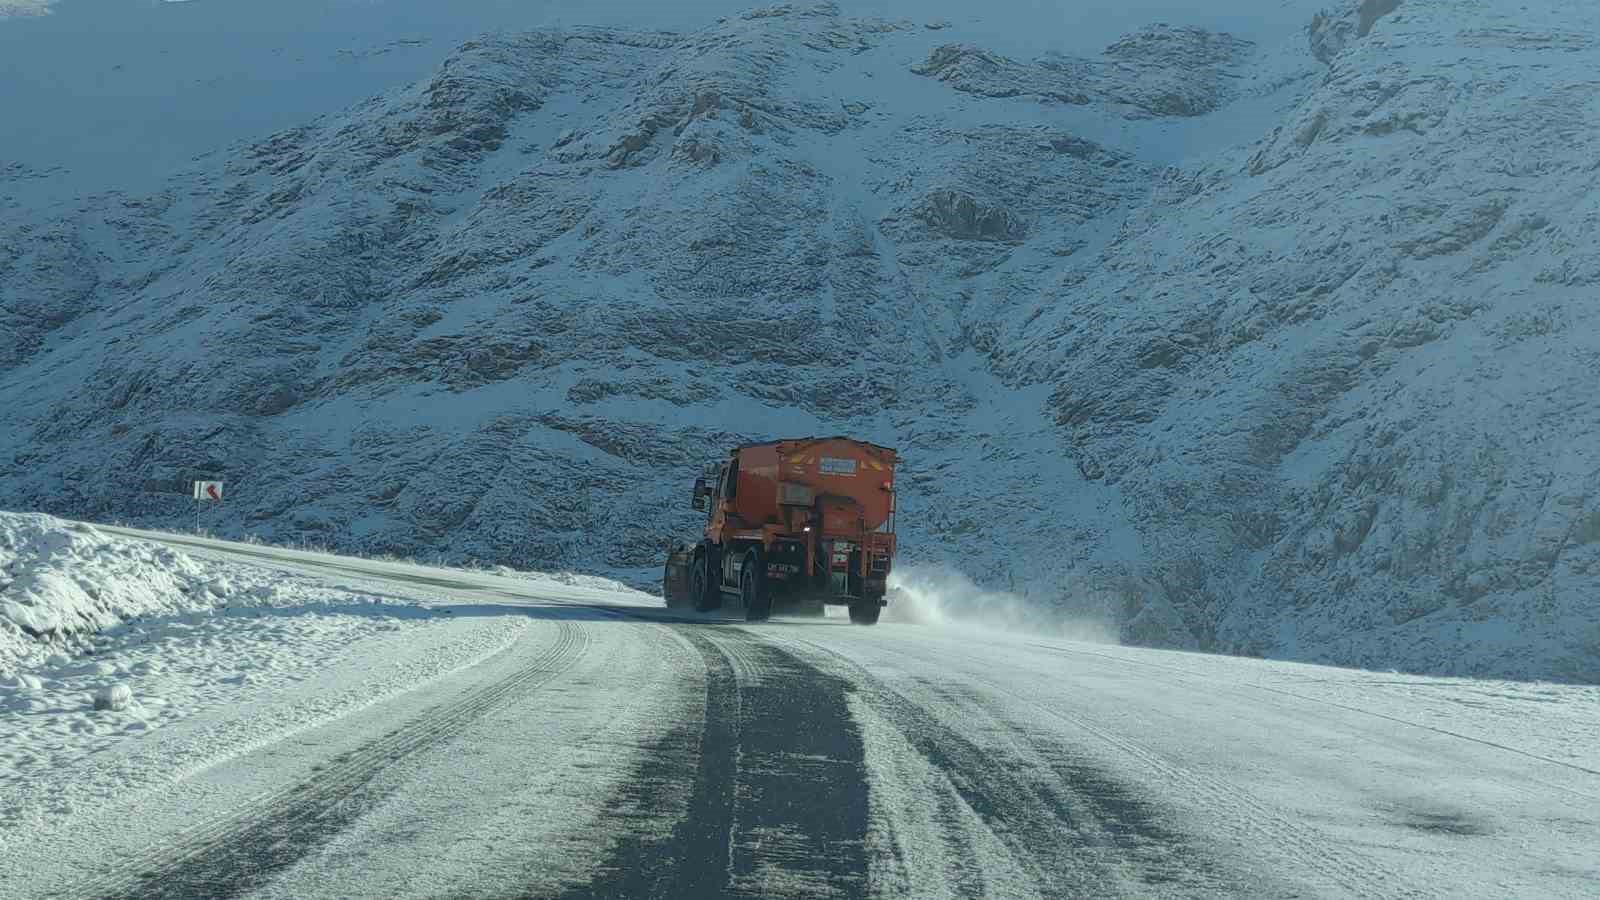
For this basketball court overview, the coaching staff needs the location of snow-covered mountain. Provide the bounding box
[3,0,1597,681]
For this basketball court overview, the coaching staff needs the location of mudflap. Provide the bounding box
[788,598,829,618]
[662,545,694,607]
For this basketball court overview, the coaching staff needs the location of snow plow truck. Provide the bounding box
[663,436,898,624]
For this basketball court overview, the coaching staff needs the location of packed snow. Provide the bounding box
[807,623,1600,899]
[1,523,1595,898]
[0,514,539,850]
[0,512,403,674]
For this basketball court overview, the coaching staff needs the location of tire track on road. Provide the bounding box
[799,635,1417,900]
[554,626,870,900]
[951,660,1421,899]
[769,633,1246,899]
[548,627,740,900]
[68,620,590,900]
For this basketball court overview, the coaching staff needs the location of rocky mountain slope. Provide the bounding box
[3,0,1596,681]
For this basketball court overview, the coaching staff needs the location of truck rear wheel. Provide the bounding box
[692,550,721,612]
[848,602,881,625]
[742,550,771,622]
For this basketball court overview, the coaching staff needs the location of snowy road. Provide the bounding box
[6,528,1598,899]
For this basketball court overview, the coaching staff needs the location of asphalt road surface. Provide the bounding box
[16,527,1600,900]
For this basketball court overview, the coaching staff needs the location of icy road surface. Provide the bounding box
[4,527,1598,899]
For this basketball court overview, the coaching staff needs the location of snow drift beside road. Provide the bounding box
[0,512,393,676]
[0,515,530,846]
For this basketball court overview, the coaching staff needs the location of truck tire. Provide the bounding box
[742,549,771,622]
[692,549,721,612]
[664,558,684,609]
[848,602,881,625]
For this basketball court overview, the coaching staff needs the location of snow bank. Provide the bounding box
[0,512,391,677]
[0,609,527,857]
[0,513,529,843]
[1,513,210,674]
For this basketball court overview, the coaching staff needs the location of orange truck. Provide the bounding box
[662,436,898,624]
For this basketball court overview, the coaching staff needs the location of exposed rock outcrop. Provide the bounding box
[913,25,1256,118]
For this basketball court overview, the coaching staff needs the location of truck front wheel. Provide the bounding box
[742,550,771,622]
[692,550,721,612]
[664,552,688,609]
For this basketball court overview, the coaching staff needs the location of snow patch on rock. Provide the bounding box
[0,0,53,18]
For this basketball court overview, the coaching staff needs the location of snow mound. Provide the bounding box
[92,682,133,712]
[0,521,528,851]
[2,672,43,690]
[0,514,212,670]
[0,512,402,677]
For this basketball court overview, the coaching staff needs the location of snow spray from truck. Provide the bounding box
[883,564,1120,644]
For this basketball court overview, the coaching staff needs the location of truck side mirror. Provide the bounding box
[692,477,709,510]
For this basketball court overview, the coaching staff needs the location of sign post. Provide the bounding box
[192,480,224,534]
